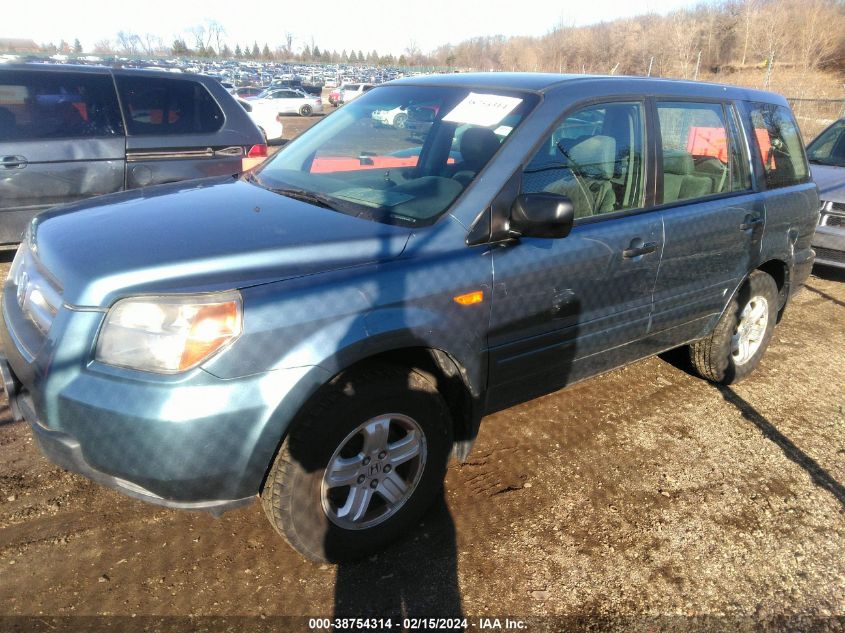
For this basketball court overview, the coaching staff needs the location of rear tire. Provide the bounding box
[299,104,313,117]
[261,363,452,562]
[689,270,778,384]
[393,113,408,129]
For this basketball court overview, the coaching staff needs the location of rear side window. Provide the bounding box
[657,101,750,204]
[522,101,646,219]
[116,76,224,136]
[747,102,809,188]
[0,70,123,141]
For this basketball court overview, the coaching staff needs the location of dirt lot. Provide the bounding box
[1,108,845,630]
[1,252,845,630]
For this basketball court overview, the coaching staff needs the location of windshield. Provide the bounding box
[807,120,845,167]
[251,84,539,226]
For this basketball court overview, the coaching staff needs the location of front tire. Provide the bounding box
[689,270,778,384]
[393,113,408,129]
[261,363,452,562]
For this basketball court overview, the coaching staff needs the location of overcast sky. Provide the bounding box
[5,0,705,57]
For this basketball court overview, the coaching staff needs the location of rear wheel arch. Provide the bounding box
[718,259,789,326]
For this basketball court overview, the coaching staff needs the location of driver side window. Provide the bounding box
[522,102,645,219]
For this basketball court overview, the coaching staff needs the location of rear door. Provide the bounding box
[115,74,257,189]
[649,99,764,347]
[0,69,125,246]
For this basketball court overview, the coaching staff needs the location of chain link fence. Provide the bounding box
[787,98,845,140]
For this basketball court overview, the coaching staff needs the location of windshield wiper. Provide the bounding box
[266,187,342,211]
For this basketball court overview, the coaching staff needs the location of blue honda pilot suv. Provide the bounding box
[0,74,818,561]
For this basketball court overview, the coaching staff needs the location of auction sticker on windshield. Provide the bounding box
[443,93,523,127]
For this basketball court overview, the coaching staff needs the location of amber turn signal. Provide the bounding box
[453,291,484,305]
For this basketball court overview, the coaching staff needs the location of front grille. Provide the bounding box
[8,246,63,335]
[815,246,845,264]
[822,213,845,228]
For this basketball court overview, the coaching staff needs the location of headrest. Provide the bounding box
[460,127,501,167]
[567,135,616,180]
[663,151,694,176]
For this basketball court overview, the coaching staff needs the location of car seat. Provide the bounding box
[448,127,501,186]
[663,151,713,202]
[538,135,617,218]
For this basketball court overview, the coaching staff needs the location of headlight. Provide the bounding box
[95,291,243,373]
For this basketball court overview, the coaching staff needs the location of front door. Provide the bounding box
[486,100,661,411]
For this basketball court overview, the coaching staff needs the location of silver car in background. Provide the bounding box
[807,118,845,268]
[248,87,323,117]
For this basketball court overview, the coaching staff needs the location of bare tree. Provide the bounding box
[795,0,844,70]
[116,31,140,56]
[93,39,112,54]
[208,21,226,56]
[141,33,163,57]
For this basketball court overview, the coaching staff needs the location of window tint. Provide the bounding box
[748,102,809,188]
[807,120,845,168]
[658,102,738,204]
[522,102,645,219]
[116,76,224,136]
[0,71,123,141]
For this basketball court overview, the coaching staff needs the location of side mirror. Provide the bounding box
[509,193,574,239]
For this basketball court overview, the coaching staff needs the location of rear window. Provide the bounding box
[0,70,123,141]
[747,102,809,188]
[116,76,224,136]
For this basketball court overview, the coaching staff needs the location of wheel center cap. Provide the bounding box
[365,461,384,478]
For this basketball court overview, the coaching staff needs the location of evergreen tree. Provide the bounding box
[262,43,271,60]
[234,44,242,58]
[251,42,260,58]
[73,38,83,54]
[171,38,190,56]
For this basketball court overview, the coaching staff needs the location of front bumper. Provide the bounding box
[812,224,845,269]
[1,350,271,515]
[1,297,328,514]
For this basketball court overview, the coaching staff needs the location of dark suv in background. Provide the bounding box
[0,64,266,247]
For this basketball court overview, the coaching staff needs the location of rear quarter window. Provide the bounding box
[747,102,809,188]
[116,76,225,136]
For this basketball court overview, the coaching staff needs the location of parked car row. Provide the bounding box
[329,83,375,107]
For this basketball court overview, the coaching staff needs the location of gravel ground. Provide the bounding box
[1,184,845,630]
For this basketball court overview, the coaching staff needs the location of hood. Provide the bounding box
[31,177,411,308]
[811,163,845,204]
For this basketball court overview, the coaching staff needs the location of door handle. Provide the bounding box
[623,240,658,258]
[1,155,27,169]
[740,215,763,230]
